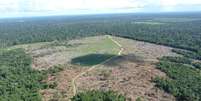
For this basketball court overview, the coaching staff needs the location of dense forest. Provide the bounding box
[0,49,45,100]
[0,48,64,100]
[0,12,201,101]
[155,56,201,101]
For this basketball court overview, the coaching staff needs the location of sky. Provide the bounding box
[0,0,201,18]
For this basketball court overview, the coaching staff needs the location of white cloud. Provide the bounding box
[0,0,201,17]
[84,0,143,9]
[0,0,145,13]
[157,0,201,11]
[0,0,20,12]
[157,0,201,6]
[26,0,144,11]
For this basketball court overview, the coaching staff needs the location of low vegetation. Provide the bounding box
[172,49,201,60]
[155,57,201,101]
[0,49,46,101]
[192,62,201,69]
[0,48,65,101]
[160,56,201,70]
[160,56,192,64]
[71,90,126,101]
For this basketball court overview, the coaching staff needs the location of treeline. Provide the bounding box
[0,13,201,54]
[172,49,201,60]
[160,56,201,69]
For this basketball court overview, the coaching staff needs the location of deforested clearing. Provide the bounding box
[17,35,178,101]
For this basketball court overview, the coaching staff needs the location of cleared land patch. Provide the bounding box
[37,35,120,100]
[132,21,165,25]
[10,35,178,101]
[40,36,177,101]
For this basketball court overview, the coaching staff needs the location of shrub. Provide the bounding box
[71,90,126,101]
[192,62,201,69]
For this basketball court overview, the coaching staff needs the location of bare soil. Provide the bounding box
[40,65,87,101]
[76,56,175,101]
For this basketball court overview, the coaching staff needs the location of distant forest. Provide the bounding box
[0,13,201,52]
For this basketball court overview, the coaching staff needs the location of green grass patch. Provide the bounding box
[80,36,120,55]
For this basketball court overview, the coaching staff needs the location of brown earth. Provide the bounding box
[76,56,175,101]
[40,65,88,101]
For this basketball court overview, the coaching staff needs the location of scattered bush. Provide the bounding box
[192,62,201,69]
[71,90,126,101]
[172,49,201,60]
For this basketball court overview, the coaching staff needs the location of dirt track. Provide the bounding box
[75,36,177,101]
[72,35,123,96]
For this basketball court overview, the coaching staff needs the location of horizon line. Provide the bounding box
[1,11,201,19]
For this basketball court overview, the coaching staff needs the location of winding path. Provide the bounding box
[71,35,123,96]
